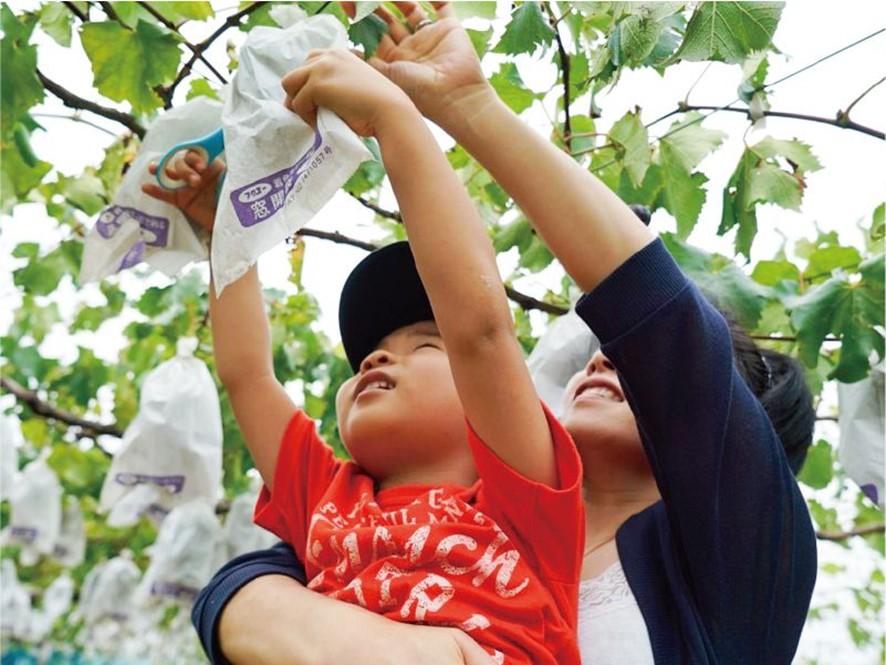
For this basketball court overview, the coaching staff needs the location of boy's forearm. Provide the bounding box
[442,90,655,293]
[375,104,514,345]
[209,266,275,391]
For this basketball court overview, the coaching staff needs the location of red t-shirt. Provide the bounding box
[254,403,584,665]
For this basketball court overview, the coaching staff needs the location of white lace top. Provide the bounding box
[578,561,655,665]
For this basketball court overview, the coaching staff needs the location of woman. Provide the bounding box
[194,4,817,663]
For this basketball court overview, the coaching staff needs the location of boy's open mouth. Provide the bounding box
[354,370,396,399]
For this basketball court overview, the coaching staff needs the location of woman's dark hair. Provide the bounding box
[727,319,815,474]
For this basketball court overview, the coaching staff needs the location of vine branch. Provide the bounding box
[298,226,567,315]
[680,104,884,140]
[137,2,229,86]
[545,3,573,153]
[348,192,403,222]
[0,376,123,439]
[840,75,886,123]
[62,1,88,21]
[37,69,146,138]
[816,524,885,542]
[164,2,267,104]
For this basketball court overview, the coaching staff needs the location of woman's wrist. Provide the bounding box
[433,82,503,144]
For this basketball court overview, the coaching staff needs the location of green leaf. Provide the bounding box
[568,51,590,99]
[466,27,493,59]
[493,217,533,254]
[61,172,107,215]
[748,162,802,211]
[489,63,537,114]
[797,439,834,489]
[617,13,664,66]
[454,2,497,20]
[751,259,800,286]
[13,240,82,296]
[160,2,214,21]
[673,2,783,64]
[519,234,555,272]
[658,113,726,171]
[39,2,73,47]
[1,6,44,135]
[343,159,385,196]
[186,78,220,101]
[608,110,650,187]
[750,137,822,173]
[81,20,182,114]
[1,142,51,207]
[658,144,707,238]
[805,246,862,277]
[789,258,884,381]
[348,14,387,57]
[493,2,555,56]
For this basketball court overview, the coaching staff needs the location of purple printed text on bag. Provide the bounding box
[96,205,170,248]
[114,472,185,494]
[10,526,38,542]
[230,129,327,228]
[151,581,199,601]
[118,240,145,271]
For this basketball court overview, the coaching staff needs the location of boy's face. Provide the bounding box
[336,321,469,481]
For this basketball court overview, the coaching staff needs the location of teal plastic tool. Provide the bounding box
[155,128,225,190]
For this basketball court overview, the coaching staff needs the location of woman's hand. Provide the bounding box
[141,150,223,232]
[281,49,416,138]
[219,574,496,665]
[342,1,490,128]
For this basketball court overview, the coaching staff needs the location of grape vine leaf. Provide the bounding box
[493,2,555,56]
[720,138,821,257]
[672,2,784,64]
[39,3,73,47]
[616,12,664,66]
[80,20,182,114]
[1,6,44,135]
[609,110,651,187]
[797,439,835,489]
[490,63,537,114]
[789,253,885,382]
[348,14,387,57]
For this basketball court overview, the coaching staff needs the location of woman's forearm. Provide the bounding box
[218,574,486,665]
[442,89,655,293]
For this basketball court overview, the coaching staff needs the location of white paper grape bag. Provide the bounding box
[136,501,224,605]
[1,559,32,640]
[29,573,75,641]
[100,338,222,526]
[224,475,278,559]
[53,495,86,567]
[527,308,600,417]
[1,415,22,500]
[80,96,222,283]
[76,551,142,625]
[211,14,372,294]
[4,453,62,565]
[838,362,885,506]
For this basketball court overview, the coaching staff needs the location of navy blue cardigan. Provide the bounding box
[193,239,817,664]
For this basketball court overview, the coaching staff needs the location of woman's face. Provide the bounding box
[561,350,644,459]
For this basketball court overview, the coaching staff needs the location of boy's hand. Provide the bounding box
[141,150,224,232]
[341,2,489,128]
[281,49,416,138]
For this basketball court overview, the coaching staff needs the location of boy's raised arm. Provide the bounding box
[209,267,295,488]
[283,50,557,487]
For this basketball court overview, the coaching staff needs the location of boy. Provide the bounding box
[144,50,583,664]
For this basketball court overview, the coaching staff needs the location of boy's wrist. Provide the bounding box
[373,95,426,142]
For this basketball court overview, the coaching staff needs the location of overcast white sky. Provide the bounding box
[1,1,884,662]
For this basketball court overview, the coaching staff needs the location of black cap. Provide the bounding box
[339,241,434,372]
